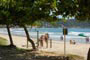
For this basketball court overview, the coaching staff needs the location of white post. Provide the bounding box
[64,34,66,57]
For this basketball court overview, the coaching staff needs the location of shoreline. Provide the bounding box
[0,34,89,60]
[0,33,89,44]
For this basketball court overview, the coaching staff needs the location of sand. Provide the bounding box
[0,34,89,60]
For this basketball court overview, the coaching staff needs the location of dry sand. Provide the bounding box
[0,34,89,60]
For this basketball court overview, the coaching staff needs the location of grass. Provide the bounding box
[68,54,84,60]
[0,37,8,45]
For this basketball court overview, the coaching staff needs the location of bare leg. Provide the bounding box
[45,40,48,48]
[40,40,43,47]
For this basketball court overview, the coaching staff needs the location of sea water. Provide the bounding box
[0,28,90,44]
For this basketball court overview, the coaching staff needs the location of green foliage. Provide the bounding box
[75,0,90,20]
[56,0,90,20]
[0,0,90,26]
[0,0,16,25]
[11,0,57,26]
[32,21,42,27]
[56,0,78,17]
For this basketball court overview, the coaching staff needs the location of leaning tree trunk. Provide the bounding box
[23,25,36,50]
[6,24,14,46]
[87,48,90,60]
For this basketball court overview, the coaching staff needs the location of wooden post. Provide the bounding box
[50,39,52,48]
[27,39,29,48]
[37,31,39,48]
[64,34,66,57]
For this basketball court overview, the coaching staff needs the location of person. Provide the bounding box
[86,37,89,43]
[44,33,49,48]
[39,35,45,47]
[70,40,76,44]
[60,36,63,41]
[70,40,73,44]
[73,40,76,44]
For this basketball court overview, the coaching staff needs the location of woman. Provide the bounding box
[39,35,45,47]
[44,33,49,48]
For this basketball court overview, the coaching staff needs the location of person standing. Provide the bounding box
[39,35,45,47]
[60,36,63,41]
[86,37,89,43]
[45,33,49,48]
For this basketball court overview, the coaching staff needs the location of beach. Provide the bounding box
[0,34,89,60]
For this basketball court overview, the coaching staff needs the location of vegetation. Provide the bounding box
[68,54,84,60]
[56,0,90,21]
[40,20,90,28]
[0,0,57,49]
[0,37,8,45]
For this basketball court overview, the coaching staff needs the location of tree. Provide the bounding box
[55,0,90,21]
[11,0,58,50]
[0,0,15,46]
[75,0,90,21]
[0,0,59,49]
[9,0,37,49]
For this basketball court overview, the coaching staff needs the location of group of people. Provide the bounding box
[70,40,76,44]
[60,36,76,44]
[60,36,90,44]
[39,33,49,48]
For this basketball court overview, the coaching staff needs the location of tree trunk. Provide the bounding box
[6,25,14,46]
[87,48,90,60]
[23,25,36,50]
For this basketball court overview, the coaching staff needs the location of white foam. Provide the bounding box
[69,31,81,35]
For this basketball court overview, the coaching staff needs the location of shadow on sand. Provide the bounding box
[0,45,84,60]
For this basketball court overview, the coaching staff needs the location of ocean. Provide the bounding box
[0,28,90,44]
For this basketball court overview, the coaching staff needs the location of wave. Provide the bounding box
[69,31,90,37]
[69,31,82,35]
